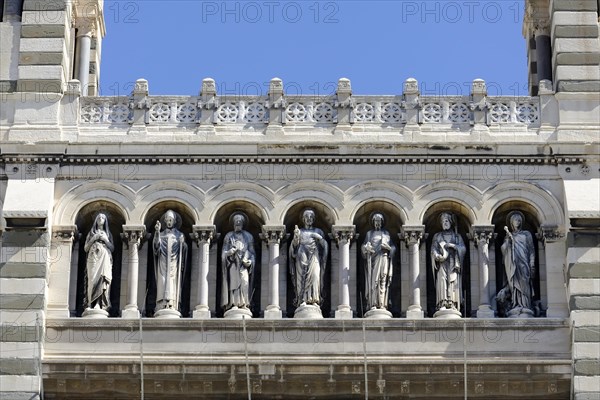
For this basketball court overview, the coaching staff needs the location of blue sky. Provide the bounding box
[100,1,529,96]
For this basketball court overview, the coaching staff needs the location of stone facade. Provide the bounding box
[1,0,599,398]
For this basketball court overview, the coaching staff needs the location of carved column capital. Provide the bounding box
[469,225,496,247]
[400,225,427,246]
[331,225,356,244]
[191,225,218,246]
[536,225,565,247]
[74,18,97,37]
[260,225,286,245]
[53,225,78,242]
[121,225,146,249]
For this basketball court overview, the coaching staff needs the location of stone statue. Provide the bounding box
[221,212,256,315]
[361,212,395,312]
[84,213,114,314]
[501,211,536,317]
[289,209,328,314]
[430,212,466,317]
[153,210,187,317]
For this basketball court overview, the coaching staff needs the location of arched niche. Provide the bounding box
[283,200,336,318]
[143,201,195,317]
[74,200,126,317]
[491,201,543,317]
[352,201,404,317]
[423,201,473,318]
[213,200,265,318]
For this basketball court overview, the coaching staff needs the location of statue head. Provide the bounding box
[95,213,107,228]
[371,212,385,230]
[163,210,176,229]
[507,211,525,232]
[439,212,454,231]
[301,208,316,228]
[231,212,246,232]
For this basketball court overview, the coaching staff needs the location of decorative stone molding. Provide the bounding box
[191,225,217,246]
[331,225,356,244]
[537,225,565,247]
[469,225,496,247]
[259,226,286,245]
[52,225,78,242]
[121,225,146,249]
[401,226,426,246]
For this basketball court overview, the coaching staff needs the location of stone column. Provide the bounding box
[539,226,568,318]
[191,225,217,319]
[47,225,78,318]
[260,226,286,319]
[121,226,145,319]
[332,225,355,319]
[74,18,95,96]
[534,24,552,83]
[471,225,496,318]
[266,77,285,135]
[401,226,426,319]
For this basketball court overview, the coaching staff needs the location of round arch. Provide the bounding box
[134,181,204,224]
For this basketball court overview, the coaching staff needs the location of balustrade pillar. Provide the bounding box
[266,77,285,134]
[471,225,496,318]
[332,225,355,319]
[260,226,286,319]
[191,225,217,319]
[121,225,145,318]
[401,226,426,319]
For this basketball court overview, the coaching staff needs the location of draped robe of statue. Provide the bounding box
[221,229,256,310]
[153,222,187,312]
[431,229,466,311]
[362,229,395,309]
[501,226,535,312]
[289,227,328,306]
[84,213,114,310]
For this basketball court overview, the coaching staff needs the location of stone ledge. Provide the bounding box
[0,295,45,311]
[554,25,599,38]
[23,0,67,11]
[552,0,599,12]
[556,53,600,65]
[575,376,600,393]
[575,393,600,400]
[557,81,600,92]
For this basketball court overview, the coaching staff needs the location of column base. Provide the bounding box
[46,305,70,319]
[224,307,253,319]
[82,308,109,319]
[154,308,181,319]
[335,306,353,319]
[364,308,392,319]
[434,308,462,319]
[406,307,425,319]
[192,305,211,319]
[294,304,323,319]
[476,305,495,319]
[264,305,282,319]
[121,307,140,319]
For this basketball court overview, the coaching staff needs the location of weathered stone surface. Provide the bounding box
[552,0,599,12]
[575,376,600,393]
[554,38,600,53]
[575,325,600,343]
[556,53,600,65]
[19,52,64,66]
[20,38,65,53]
[574,343,600,360]
[23,0,67,11]
[572,311,600,327]
[0,295,44,311]
[1,232,49,248]
[21,10,67,26]
[556,66,600,80]
[557,80,600,92]
[571,296,600,310]
[0,324,42,342]
[0,358,39,375]
[570,279,600,296]
[554,25,599,38]
[574,394,600,400]
[0,263,47,279]
[575,360,600,376]
[570,263,600,279]
[0,392,40,400]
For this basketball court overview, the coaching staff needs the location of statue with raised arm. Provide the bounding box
[430,212,466,317]
[84,213,114,316]
[153,210,187,317]
[501,211,536,318]
[361,212,395,313]
[221,212,256,317]
[289,209,328,317]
